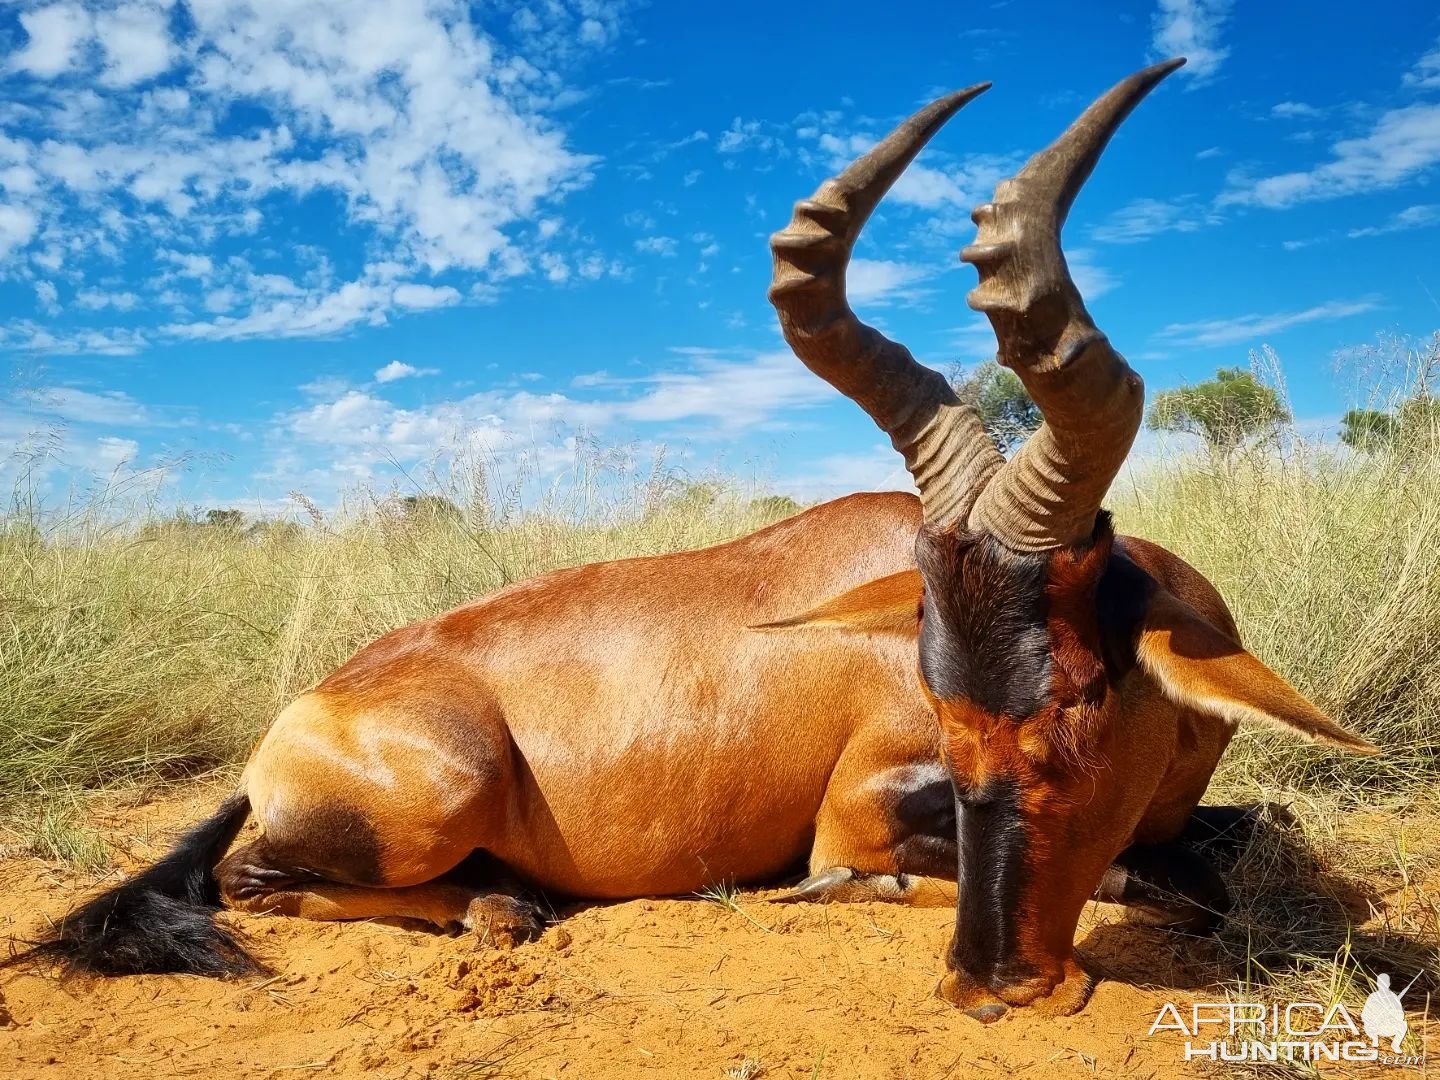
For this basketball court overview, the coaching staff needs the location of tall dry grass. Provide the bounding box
[6,432,1436,803]
[0,460,797,799]
[1113,441,1440,799]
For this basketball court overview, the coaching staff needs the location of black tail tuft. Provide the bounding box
[3,792,264,977]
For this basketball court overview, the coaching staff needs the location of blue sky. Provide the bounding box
[2,0,1439,516]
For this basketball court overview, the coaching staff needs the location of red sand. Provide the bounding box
[3,783,1433,1078]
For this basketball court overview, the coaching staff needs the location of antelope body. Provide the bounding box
[11,59,1375,1020]
[235,492,953,914]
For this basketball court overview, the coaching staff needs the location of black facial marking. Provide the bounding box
[915,527,1052,718]
[948,775,1030,984]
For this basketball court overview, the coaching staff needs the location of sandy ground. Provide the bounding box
[1,783,1435,1079]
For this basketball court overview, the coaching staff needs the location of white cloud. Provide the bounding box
[579,18,608,46]
[891,156,1012,210]
[539,252,570,282]
[290,390,395,444]
[96,3,175,87]
[393,283,461,310]
[75,288,140,311]
[10,3,93,78]
[269,387,600,497]
[21,386,156,425]
[950,317,998,362]
[808,129,1017,211]
[576,254,620,281]
[87,435,141,474]
[1156,298,1380,348]
[776,447,913,502]
[204,286,239,312]
[299,375,353,398]
[635,236,678,257]
[1220,103,1440,208]
[669,131,708,150]
[0,203,39,258]
[717,118,783,155]
[1347,204,1440,239]
[159,272,458,342]
[374,360,439,383]
[1091,197,1215,244]
[34,280,59,313]
[163,277,387,342]
[1150,0,1233,84]
[271,348,842,500]
[1,0,620,350]
[847,258,934,305]
[621,350,834,428]
[1270,101,1323,120]
[159,250,215,279]
[0,321,147,355]
[1405,38,1440,89]
[1067,249,1119,301]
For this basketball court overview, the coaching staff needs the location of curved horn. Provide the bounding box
[769,85,1004,526]
[963,58,1185,551]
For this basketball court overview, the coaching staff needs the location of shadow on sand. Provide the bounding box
[1077,803,1438,1028]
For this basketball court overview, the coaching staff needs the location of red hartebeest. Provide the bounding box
[9,61,1374,1019]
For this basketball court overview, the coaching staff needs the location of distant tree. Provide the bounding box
[139,509,201,540]
[1341,396,1440,456]
[399,494,463,523]
[1336,330,1440,458]
[1146,367,1290,454]
[1339,409,1398,452]
[205,508,244,530]
[245,519,304,544]
[952,360,1040,452]
[0,521,44,551]
[1396,395,1440,452]
[748,494,802,520]
[671,481,720,513]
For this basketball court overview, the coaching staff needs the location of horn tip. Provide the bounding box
[933,82,992,114]
[1145,57,1187,81]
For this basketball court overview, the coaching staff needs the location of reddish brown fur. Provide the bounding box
[1027,521,1113,768]
[231,492,957,932]
[792,514,1371,1017]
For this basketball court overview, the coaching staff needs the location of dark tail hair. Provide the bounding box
[3,792,263,977]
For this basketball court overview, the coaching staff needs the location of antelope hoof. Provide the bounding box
[965,1003,1009,1024]
[936,959,1093,1018]
[1019,961,1094,1018]
[769,866,855,903]
[464,895,544,950]
[935,971,1006,1018]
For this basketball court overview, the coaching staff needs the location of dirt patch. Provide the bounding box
[2,784,1435,1079]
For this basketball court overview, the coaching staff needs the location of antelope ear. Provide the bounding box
[751,570,922,636]
[1134,589,1378,754]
